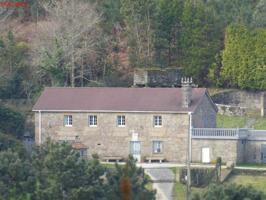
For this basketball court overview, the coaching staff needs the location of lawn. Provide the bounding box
[172,167,266,200]
[173,181,206,200]
[253,118,266,130]
[171,167,207,200]
[226,174,266,193]
[217,114,246,128]
[217,114,266,129]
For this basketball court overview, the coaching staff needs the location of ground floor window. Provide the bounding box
[153,141,163,153]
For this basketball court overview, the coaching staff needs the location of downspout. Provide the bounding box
[38,110,42,144]
[186,112,193,200]
[189,112,193,162]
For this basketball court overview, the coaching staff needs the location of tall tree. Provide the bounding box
[180,0,220,85]
[154,0,183,67]
[221,25,266,90]
[252,0,266,28]
[120,0,157,67]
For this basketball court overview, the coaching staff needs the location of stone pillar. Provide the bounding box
[261,92,266,117]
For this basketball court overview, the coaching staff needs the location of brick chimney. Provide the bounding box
[181,77,193,108]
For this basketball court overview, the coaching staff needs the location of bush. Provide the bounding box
[180,168,216,187]
[0,106,25,138]
[192,183,265,200]
[0,133,26,158]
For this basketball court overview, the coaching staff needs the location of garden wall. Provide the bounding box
[212,90,266,117]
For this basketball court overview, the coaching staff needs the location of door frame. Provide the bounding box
[130,141,141,162]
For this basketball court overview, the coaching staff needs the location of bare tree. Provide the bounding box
[34,0,101,87]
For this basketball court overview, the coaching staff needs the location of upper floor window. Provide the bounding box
[64,115,72,127]
[153,141,163,153]
[154,116,162,127]
[89,115,97,127]
[117,115,125,127]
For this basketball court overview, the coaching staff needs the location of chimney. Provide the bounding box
[133,68,148,87]
[181,77,193,108]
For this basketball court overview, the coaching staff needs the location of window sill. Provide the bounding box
[117,125,126,128]
[153,152,163,154]
[89,125,97,128]
[64,125,72,127]
[154,125,162,128]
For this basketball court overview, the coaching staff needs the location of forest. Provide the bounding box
[0,1,266,199]
[0,0,265,102]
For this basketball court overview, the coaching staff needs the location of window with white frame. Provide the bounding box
[117,115,125,127]
[64,115,72,126]
[154,116,162,127]
[153,141,163,153]
[89,115,97,127]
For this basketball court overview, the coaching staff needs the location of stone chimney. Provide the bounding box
[181,77,193,108]
[133,68,148,87]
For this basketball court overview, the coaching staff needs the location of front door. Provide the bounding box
[202,147,210,163]
[262,145,266,163]
[130,141,141,162]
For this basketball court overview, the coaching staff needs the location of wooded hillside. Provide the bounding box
[0,0,265,101]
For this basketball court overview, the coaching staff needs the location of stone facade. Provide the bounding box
[36,112,190,162]
[192,94,216,128]
[34,92,217,163]
[245,140,266,163]
[191,139,245,163]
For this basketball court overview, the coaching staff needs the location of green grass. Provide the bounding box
[253,118,266,130]
[217,114,246,128]
[173,182,206,200]
[171,167,266,199]
[171,167,207,200]
[217,114,266,130]
[226,175,266,193]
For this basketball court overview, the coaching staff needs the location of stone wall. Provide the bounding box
[245,140,266,163]
[262,93,266,117]
[35,112,190,162]
[216,104,247,116]
[133,68,183,87]
[211,90,266,117]
[191,139,245,163]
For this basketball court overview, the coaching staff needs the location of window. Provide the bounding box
[80,149,87,158]
[153,141,163,153]
[89,115,97,127]
[117,115,125,127]
[154,116,162,127]
[64,115,72,126]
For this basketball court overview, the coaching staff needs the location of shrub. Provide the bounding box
[179,167,216,187]
[192,183,265,200]
[0,106,25,138]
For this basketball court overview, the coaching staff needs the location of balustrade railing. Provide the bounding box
[192,128,249,139]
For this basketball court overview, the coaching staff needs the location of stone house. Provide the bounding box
[33,80,266,164]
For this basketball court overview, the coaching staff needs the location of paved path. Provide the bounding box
[145,168,175,200]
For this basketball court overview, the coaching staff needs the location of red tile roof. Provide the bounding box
[33,87,208,113]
